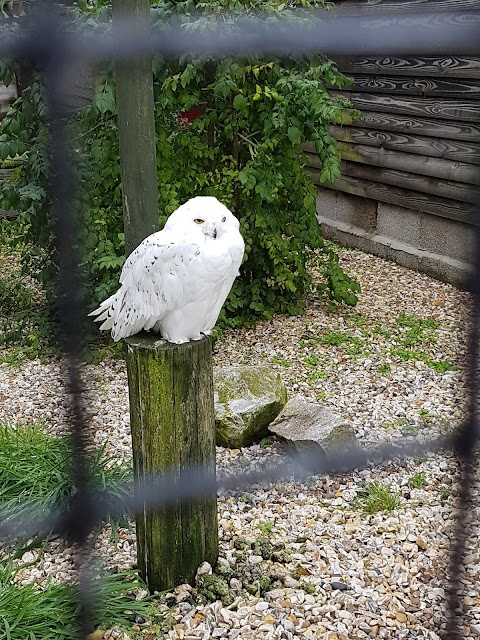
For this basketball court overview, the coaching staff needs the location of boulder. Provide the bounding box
[268,396,357,454]
[214,366,287,448]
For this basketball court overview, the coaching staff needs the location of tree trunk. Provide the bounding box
[112,0,159,256]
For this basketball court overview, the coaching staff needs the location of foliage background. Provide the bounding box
[0,0,360,343]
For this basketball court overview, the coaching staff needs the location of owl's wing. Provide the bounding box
[89,231,197,341]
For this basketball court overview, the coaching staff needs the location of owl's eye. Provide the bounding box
[194,218,204,224]
[221,216,226,223]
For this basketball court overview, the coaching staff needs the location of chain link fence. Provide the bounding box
[0,3,479,639]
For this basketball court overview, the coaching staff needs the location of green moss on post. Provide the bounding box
[125,333,218,591]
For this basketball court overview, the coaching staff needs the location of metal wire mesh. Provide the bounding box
[0,4,479,639]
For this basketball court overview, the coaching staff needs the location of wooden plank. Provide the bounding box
[350,75,480,99]
[126,334,219,592]
[328,125,480,165]
[329,0,480,15]
[341,160,480,203]
[303,143,480,185]
[0,209,19,219]
[62,65,93,111]
[347,110,480,142]
[334,55,480,78]
[0,84,16,110]
[331,90,480,123]
[306,168,474,224]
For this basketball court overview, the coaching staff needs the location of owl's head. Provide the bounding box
[165,196,240,240]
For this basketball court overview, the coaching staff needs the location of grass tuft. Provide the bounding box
[409,472,427,489]
[0,560,151,640]
[0,421,132,544]
[355,482,401,514]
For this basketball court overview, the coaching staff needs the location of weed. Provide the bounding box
[395,313,439,351]
[396,313,439,331]
[409,472,427,489]
[373,324,392,339]
[383,418,409,429]
[259,437,273,449]
[425,359,458,373]
[303,354,321,367]
[378,363,391,375]
[389,346,423,361]
[345,339,370,358]
[319,331,369,359]
[390,348,457,375]
[320,331,352,347]
[0,267,57,364]
[440,485,452,502]
[355,482,401,514]
[83,340,125,365]
[307,370,327,385]
[417,408,439,421]
[402,423,419,436]
[269,355,291,367]
[301,582,316,594]
[257,521,274,535]
[299,337,321,348]
[348,314,366,328]
[0,278,33,314]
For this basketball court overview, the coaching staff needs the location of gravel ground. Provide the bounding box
[1,246,479,640]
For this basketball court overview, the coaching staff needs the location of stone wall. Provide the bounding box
[316,188,473,288]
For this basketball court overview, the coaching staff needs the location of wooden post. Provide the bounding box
[125,333,219,591]
[112,0,159,256]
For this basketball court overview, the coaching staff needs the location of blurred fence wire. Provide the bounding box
[0,3,479,639]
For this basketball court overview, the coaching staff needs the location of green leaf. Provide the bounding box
[287,126,301,144]
[233,94,247,111]
[93,82,116,115]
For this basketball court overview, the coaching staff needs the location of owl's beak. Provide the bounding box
[205,223,217,239]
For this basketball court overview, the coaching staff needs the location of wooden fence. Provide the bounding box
[306,0,480,286]
[0,83,16,113]
[305,0,479,284]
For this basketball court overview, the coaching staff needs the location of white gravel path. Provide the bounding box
[0,246,478,640]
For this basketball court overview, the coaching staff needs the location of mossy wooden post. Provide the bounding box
[125,333,219,591]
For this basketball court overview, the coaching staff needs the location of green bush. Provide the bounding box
[0,0,360,335]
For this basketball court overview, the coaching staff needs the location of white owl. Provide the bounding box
[89,196,244,344]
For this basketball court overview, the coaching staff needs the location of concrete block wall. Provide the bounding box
[316,187,474,289]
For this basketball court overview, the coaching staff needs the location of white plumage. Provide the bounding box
[89,196,244,344]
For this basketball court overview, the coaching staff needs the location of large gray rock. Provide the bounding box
[214,366,287,448]
[268,396,357,454]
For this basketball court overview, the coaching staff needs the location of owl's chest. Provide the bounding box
[197,238,236,270]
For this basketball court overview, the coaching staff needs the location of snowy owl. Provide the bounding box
[89,196,244,344]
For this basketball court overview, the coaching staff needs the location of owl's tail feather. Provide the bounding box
[88,290,123,333]
[89,285,156,342]
[88,292,117,318]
